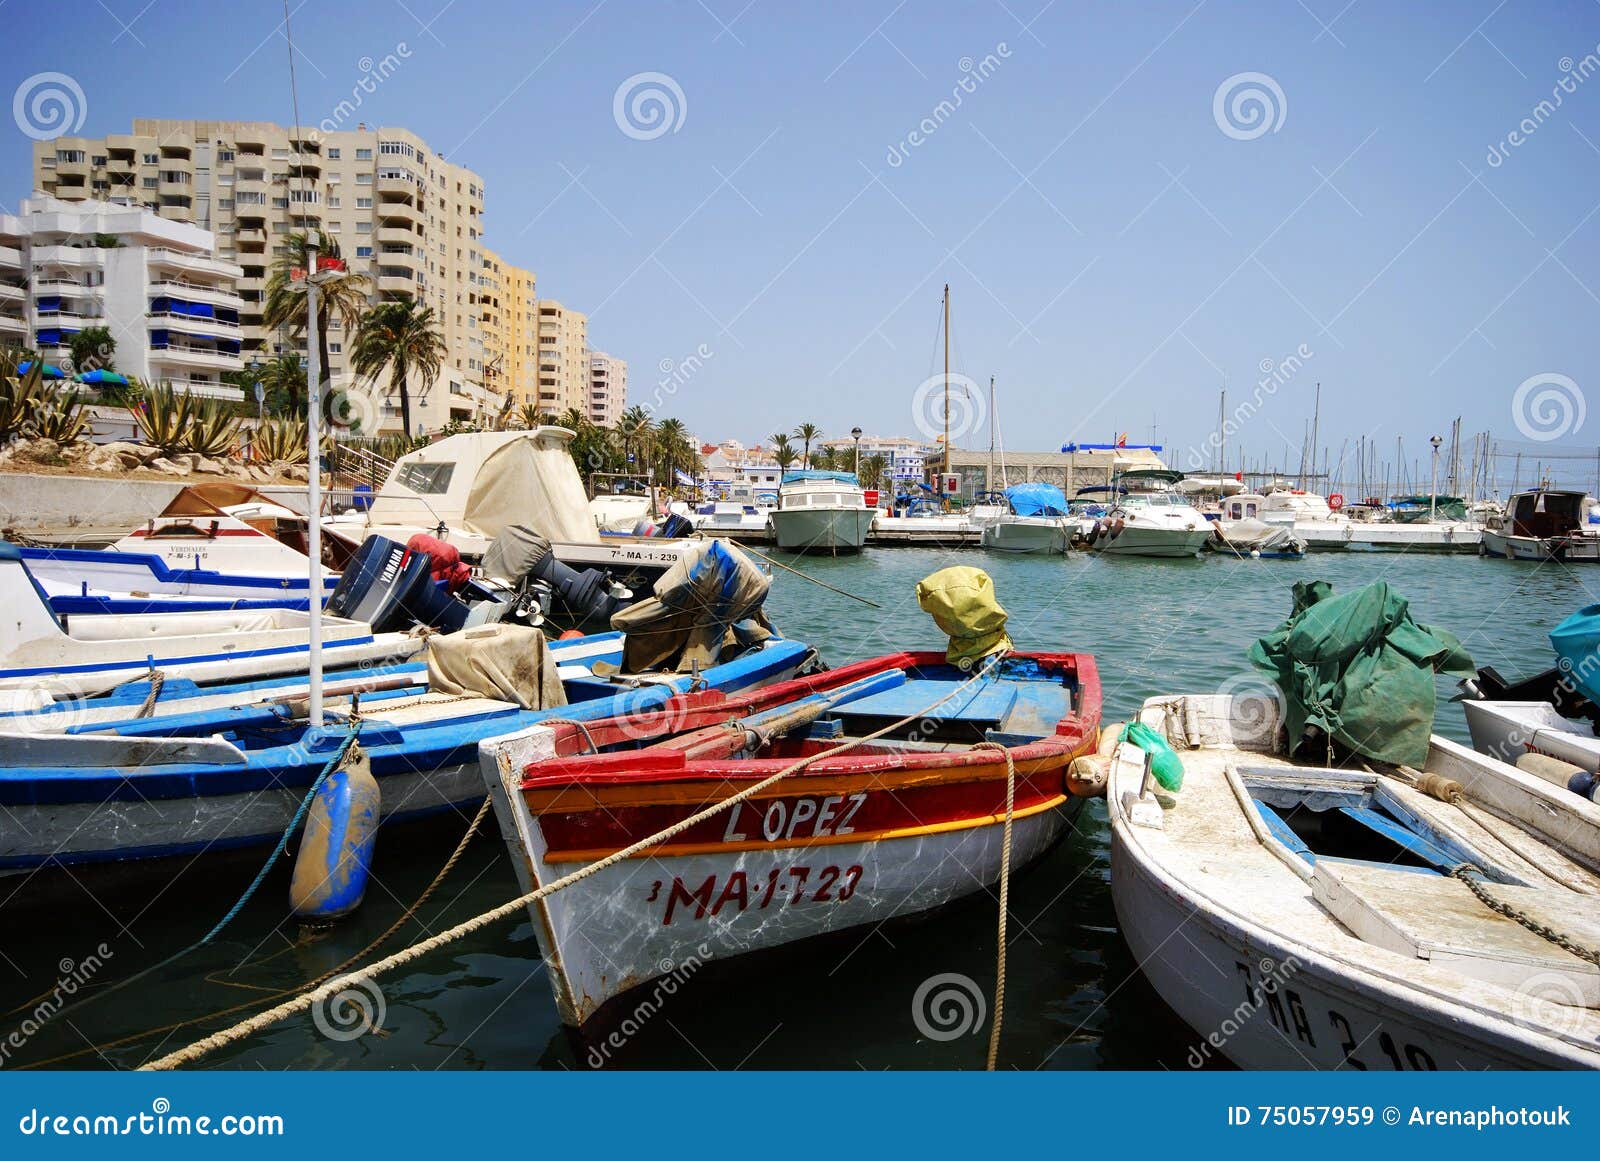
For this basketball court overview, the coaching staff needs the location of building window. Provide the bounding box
[327,147,341,159]
[355,246,373,257]
[356,173,372,185]
[356,222,371,233]
[355,148,373,160]
[329,342,342,354]
[328,196,341,208]
[92,155,106,166]
[56,149,85,163]
[142,153,159,164]
[218,149,235,162]
[356,197,372,208]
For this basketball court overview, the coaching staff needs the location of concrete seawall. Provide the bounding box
[0,473,327,537]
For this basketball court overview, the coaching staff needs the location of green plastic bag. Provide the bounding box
[1120,721,1184,791]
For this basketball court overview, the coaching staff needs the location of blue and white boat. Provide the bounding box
[17,483,351,616]
[0,541,422,700]
[0,634,811,871]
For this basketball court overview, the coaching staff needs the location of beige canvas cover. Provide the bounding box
[424,623,567,710]
[462,436,596,544]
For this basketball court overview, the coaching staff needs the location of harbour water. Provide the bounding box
[2,549,1588,1070]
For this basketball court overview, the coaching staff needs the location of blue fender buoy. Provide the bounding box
[290,743,381,922]
[1570,769,1600,803]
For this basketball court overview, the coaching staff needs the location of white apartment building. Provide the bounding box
[819,433,933,480]
[588,350,627,426]
[0,195,243,397]
[34,120,492,432]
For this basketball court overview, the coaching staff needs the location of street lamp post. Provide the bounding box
[1429,434,1443,522]
[851,426,863,479]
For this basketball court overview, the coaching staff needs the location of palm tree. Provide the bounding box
[810,446,836,471]
[555,406,589,432]
[770,433,798,473]
[617,405,655,476]
[349,296,446,438]
[859,452,890,492]
[255,352,309,415]
[262,234,371,419]
[793,422,822,469]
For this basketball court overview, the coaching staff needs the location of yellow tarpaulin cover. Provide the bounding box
[916,566,1012,665]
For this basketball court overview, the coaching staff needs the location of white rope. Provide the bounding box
[141,655,1010,1071]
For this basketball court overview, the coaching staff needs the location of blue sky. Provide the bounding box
[4,1,1600,488]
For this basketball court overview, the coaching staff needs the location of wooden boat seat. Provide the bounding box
[834,678,1021,724]
[1313,858,1600,1005]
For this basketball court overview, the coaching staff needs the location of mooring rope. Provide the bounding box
[972,740,1015,1072]
[21,791,496,1070]
[141,654,1012,1071]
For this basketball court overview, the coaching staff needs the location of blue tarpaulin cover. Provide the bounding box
[781,470,859,485]
[1004,482,1068,516]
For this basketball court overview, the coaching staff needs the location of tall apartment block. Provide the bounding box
[534,300,587,418]
[33,119,491,433]
[0,194,243,396]
[588,350,627,426]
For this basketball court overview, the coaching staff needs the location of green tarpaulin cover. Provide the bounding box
[1248,580,1474,767]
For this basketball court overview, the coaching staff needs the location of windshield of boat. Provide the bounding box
[1123,492,1184,508]
[395,461,455,495]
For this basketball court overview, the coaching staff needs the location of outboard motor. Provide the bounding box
[327,534,474,634]
[658,512,695,539]
[482,524,632,628]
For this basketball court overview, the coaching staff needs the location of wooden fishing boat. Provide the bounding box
[481,649,1101,1028]
[1108,693,1600,1069]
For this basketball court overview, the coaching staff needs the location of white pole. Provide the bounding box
[304,232,324,729]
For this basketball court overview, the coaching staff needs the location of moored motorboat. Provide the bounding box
[769,471,875,553]
[1086,470,1212,558]
[978,483,1069,554]
[1480,489,1600,562]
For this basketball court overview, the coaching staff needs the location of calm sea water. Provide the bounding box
[5,550,1595,1071]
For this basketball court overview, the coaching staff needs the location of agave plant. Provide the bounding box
[25,390,92,444]
[0,351,53,444]
[133,381,199,456]
[253,416,310,465]
[183,397,242,458]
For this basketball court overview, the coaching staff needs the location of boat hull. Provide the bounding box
[1110,844,1589,1069]
[488,727,1082,1027]
[1091,526,1211,558]
[980,518,1066,554]
[770,508,874,552]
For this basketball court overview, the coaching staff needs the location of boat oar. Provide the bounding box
[742,545,883,609]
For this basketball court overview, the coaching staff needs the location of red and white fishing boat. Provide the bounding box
[479,649,1102,1027]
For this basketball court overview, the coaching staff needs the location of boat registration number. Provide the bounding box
[650,864,865,926]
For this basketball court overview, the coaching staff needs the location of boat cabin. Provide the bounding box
[1503,489,1588,539]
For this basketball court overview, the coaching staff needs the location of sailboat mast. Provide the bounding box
[987,374,996,491]
[1308,382,1321,492]
[942,283,950,479]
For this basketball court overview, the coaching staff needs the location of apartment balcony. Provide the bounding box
[0,245,22,271]
[160,376,244,402]
[236,228,267,251]
[149,344,242,372]
[148,280,244,309]
[148,310,240,339]
[159,177,192,196]
[34,308,102,330]
[53,156,90,178]
[147,247,243,279]
[158,203,197,223]
[377,173,423,196]
[30,245,106,270]
[0,285,23,305]
[377,269,416,294]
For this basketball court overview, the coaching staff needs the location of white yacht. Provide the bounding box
[1085,470,1213,558]
[769,471,875,553]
